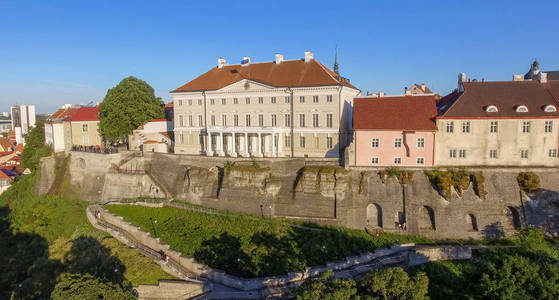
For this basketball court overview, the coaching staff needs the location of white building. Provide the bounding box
[11,104,36,143]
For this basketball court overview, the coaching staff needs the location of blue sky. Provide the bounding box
[1,0,558,113]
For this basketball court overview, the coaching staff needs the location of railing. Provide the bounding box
[72,145,119,154]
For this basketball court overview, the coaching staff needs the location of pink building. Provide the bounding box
[353,95,438,167]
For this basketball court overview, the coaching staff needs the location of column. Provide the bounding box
[206,133,213,156]
[258,132,263,157]
[231,132,237,157]
[244,132,249,156]
[278,132,283,155]
[272,133,276,157]
[219,131,224,156]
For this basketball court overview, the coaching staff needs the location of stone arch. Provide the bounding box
[366,203,383,228]
[419,205,436,230]
[467,213,478,231]
[506,206,522,230]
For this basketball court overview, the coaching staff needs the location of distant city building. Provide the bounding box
[1,112,9,118]
[11,104,36,143]
[0,120,12,133]
[406,83,432,95]
[352,94,438,167]
[172,51,360,158]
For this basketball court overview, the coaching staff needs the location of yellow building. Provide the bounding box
[65,106,103,148]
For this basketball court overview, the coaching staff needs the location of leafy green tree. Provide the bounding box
[359,267,429,300]
[99,76,164,143]
[293,270,358,300]
[21,120,52,171]
[51,273,135,300]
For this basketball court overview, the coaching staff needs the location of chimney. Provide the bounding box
[379,91,385,98]
[241,56,250,65]
[218,57,226,69]
[538,72,548,83]
[421,83,426,91]
[304,51,314,63]
[275,53,284,64]
[405,89,412,96]
[458,73,467,92]
[513,74,524,81]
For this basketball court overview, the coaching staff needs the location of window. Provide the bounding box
[549,149,557,157]
[522,121,531,133]
[222,115,227,126]
[446,121,454,133]
[245,97,250,104]
[179,133,184,144]
[188,99,192,106]
[544,105,557,112]
[299,114,305,127]
[285,96,291,103]
[198,99,202,105]
[417,137,425,148]
[299,96,305,103]
[416,157,424,165]
[221,98,226,105]
[394,138,402,148]
[327,95,333,103]
[246,115,251,126]
[486,105,498,112]
[285,114,291,127]
[312,114,319,127]
[489,149,498,159]
[198,115,203,126]
[233,98,238,104]
[326,114,333,128]
[188,115,193,126]
[327,137,333,148]
[449,149,457,158]
[371,138,379,148]
[371,157,379,165]
[299,136,306,148]
[258,114,264,127]
[234,115,239,126]
[545,121,553,133]
[271,114,277,126]
[178,115,184,127]
[178,100,183,106]
[490,121,498,133]
[82,124,88,132]
[210,115,215,126]
[521,149,529,159]
[394,157,402,165]
[285,135,291,147]
[459,149,466,158]
[271,97,276,104]
[210,98,215,105]
[462,121,470,133]
[258,97,264,104]
[313,95,319,103]
[516,105,528,113]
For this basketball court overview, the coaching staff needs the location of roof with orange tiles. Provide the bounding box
[0,138,15,152]
[47,107,80,122]
[0,170,12,183]
[354,95,438,131]
[65,106,99,122]
[171,58,358,92]
[164,102,174,108]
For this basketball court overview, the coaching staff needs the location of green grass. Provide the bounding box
[107,204,433,277]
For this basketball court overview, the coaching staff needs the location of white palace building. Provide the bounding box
[171,51,360,158]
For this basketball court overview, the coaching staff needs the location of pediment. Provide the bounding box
[217,79,275,92]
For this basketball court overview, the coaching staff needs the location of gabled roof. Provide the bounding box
[354,95,438,131]
[438,81,559,118]
[65,106,99,122]
[47,107,79,122]
[410,83,433,94]
[171,58,357,93]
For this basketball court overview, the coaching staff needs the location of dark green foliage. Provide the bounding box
[293,270,357,300]
[358,267,429,300]
[516,172,540,192]
[21,120,52,171]
[107,205,432,277]
[51,273,135,300]
[99,76,165,142]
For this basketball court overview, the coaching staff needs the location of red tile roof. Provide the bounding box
[354,95,438,131]
[439,81,559,118]
[172,59,358,92]
[47,107,79,122]
[0,138,15,152]
[164,102,174,108]
[0,170,12,183]
[65,106,99,122]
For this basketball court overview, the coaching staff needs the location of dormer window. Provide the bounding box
[516,105,529,113]
[486,105,498,112]
[544,105,557,112]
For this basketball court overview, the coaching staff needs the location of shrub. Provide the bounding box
[378,168,413,184]
[224,160,235,169]
[472,172,488,199]
[517,172,540,193]
[425,168,487,200]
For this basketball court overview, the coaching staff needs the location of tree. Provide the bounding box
[21,120,52,171]
[99,76,164,143]
[359,267,429,300]
[51,273,135,300]
[292,270,358,300]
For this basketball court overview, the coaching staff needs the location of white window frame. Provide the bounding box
[416,157,424,165]
[394,138,402,148]
[371,138,379,148]
[522,121,531,133]
[459,149,466,158]
[417,137,425,148]
[394,157,402,165]
[462,121,470,133]
[446,121,454,133]
[549,149,557,158]
[489,149,498,159]
[371,157,379,165]
[520,149,529,159]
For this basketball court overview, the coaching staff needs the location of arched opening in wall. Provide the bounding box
[467,213,478,231]
[366,203,382,228]
[419,206,436,230]
[506,206,522,230]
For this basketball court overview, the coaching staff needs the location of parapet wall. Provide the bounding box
[38,151,559,239]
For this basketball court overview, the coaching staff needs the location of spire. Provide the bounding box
[334,46,339,75]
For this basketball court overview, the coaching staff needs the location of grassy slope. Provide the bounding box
[0,173,176,286]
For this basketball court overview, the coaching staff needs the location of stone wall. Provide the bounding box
[38,152,559,239]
